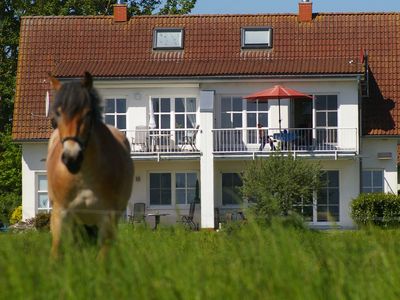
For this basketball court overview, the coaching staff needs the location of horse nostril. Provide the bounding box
[61,152,68,165]
[61,151,84,174]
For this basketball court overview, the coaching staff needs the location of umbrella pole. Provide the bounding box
[278,98,282,132]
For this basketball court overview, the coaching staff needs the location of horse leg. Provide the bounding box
[50,206,63,259]
[97,212,117,261]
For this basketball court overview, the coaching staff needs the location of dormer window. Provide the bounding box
[241,27,272,49]
[153,28,184,50]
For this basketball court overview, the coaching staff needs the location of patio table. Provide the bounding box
[147,213,170,230]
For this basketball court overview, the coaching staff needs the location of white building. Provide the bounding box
[13,2,400,229]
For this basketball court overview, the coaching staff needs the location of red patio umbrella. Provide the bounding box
[244,85,312,132]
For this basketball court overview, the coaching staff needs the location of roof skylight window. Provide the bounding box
[153,28,184,50]
[241,27,272,49]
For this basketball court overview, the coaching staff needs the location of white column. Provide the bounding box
[199,90,215,229]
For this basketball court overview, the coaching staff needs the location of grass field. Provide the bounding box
[1,221,400,300]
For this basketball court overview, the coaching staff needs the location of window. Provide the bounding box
[293,195,313,222]
[315,95,338,145]
[151,97,197,131]
[149,172,199,206]
[293,170,340,223]
[153,28,184,50]
[176,173,199,204]
[175,98,196,129]
[362,170,383,193]
[317,171,339,222]
[246,100,268,143]
[221,96,243,128]
[37,174,51,213]
[241,27,272,49]
[150,173,171,205]
[152,98,171,130]
[104,98,127,132]
[222,173,243,206]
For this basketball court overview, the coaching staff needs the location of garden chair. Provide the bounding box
[179,202,197,230]
[131,125,148,152]
[128,202,146,225]
[180,125,200,151]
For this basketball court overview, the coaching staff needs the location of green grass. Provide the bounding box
[1,221,400,300]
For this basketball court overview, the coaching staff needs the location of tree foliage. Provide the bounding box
[241,154,322,220]
[0,125,22,223]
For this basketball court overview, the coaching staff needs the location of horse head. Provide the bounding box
[50,72,102,174]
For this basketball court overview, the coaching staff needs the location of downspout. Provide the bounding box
[357,50,369,194]
[357,74,363,195]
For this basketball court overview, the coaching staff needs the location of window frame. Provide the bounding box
[221,172,243,207]
[314,94,338,145]
[241,27,273,49]
[153,28,184,50]
[175,172,199,205]
[151,96,198,130]
[220,95,244,129]
[36,173,51,213]
[104,97,127,132]
[293,170,340,224]
[362,169,384,193]
[246,100,269,144]
[148,171,199,208]
[316,170,340,223]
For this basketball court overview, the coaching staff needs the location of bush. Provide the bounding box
[351,193,400,227]
[34,213,51,231]
[0,193,21,225]
[241,154,322,221]
[9,205,22,225]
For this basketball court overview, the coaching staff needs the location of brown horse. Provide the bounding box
[46,72,133,258]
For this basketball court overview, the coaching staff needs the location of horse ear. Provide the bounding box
[82,72,93,89]
[48,74,61,91]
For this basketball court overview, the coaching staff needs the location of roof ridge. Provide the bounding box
[21,11,400,20]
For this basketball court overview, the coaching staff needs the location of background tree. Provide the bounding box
[241,154,323,222]
[0,0,197,223]
[0,125,22,223]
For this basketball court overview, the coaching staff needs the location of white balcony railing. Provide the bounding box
[126,128,201,154]
[126,127,358,157]
[213,128,358,153]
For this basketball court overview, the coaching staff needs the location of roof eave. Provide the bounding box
[56,73,363,81]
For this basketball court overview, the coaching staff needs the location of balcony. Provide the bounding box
[126,128,201,160]
[126,127,358,160]
[213,128,358,159]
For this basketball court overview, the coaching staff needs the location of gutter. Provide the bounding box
[13,139,49,144]
[57,73,363,82]
[362,135,400,139]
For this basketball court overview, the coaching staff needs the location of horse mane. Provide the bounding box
[52,80,103,122]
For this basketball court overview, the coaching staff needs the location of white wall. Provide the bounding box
[361,138,398,194]
[22,79,399,230]
[200,79,359,133]
[320,159,360,227]
[214,158,359,228]
[129,160,201,226]
[22,143,48,220]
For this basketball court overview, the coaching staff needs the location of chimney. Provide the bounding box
[113,2,128,22]
[298,0,313,22]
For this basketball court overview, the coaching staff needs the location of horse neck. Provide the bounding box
[83,121,107,165]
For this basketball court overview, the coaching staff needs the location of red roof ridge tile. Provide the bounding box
[21,11,400,21]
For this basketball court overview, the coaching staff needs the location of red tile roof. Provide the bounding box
[13,13,400,140]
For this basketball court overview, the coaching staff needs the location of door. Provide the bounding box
[292,98,313,147]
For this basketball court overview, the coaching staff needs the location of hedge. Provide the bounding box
[351,193,400,227]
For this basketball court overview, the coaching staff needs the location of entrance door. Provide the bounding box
[293,98,312,129]
[292,98,313,147]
